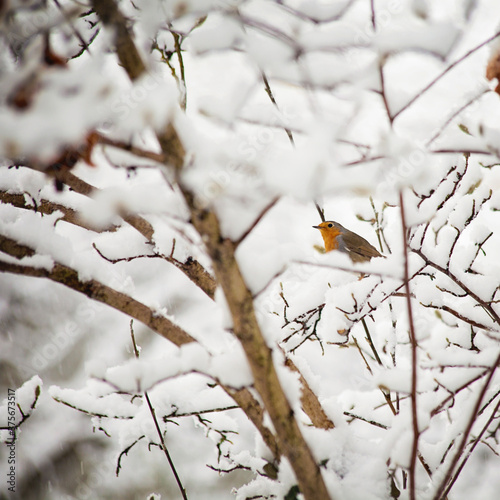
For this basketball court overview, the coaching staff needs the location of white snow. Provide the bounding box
[3,1,500,499]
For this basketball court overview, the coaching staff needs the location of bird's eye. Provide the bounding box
[328,223,333,228]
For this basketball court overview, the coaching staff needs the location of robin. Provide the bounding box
[313,221,383,263]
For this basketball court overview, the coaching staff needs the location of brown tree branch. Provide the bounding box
[0,189,118,233]
[399,190,419,500]
[178,187,331,499]
[392,30,500,120]
[426,90,490,147]
[53,168,153,235]
[431,370,489,417]
[91,4,334,497]
[432,351,500,500]
[423,303,494,332]
[283,353,335,430]
[0,233,281,458]
[234,197,279,247]
[378,59,393,125]
[224,386,281,459]
[52,168,216,299]
[95,133,165,163]
[91,0,146,81]
[412,248,500,326]
[370,0,376,29]
[444,396,500,497]
[130,322,187,500]
[314,202,325,222]
[261,72,294,144]
[0,234,194,346]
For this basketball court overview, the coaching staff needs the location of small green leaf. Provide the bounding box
[458,123,471,135]
[285,485,300,500]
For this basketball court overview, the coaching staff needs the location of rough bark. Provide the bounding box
[181,198,331,499]
[0,235,194,346]
[89,1,333,496]
[53,168,216,299]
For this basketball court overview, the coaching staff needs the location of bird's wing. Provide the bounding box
[342,231,383,260]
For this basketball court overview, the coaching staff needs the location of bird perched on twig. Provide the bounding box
[313,221,383,263]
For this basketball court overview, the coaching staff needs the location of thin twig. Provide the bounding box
[378,60,393,124]
[444,399,500,495]
[353,337,373,375]
[344,411,388,429]
[354,325,398,416]
[344,149,494,168]
[131,321,188,499]
[164,405,240,419]
[96,133,165,163]
[144,392,188,500]
[294,259,391,279]
[130,320,140,358]
[413,248,500,326]
[432,351,500,500]
[426,89,490,146]
[275,0,355,24]
[261,72,294,144]
[399,190,419,500]
[0,189,118,233]
[314,202,325,222]
[393,30,500,120]
[234,197,279,247]
[172,31,187,110]
[52,396,134,420]
[53,0,91,55]
[361,318,383,366]
[116,436,145,475]
[0,234,194,346]
[431,370,489,417]
[368,197,387,254]
[422,303,494,332]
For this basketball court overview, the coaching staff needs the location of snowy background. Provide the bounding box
[2,0,500,499]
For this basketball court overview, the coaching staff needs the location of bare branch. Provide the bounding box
[234,197,279,247]
[432,351,500,500]
[261,72,294,144]
[426,90,490,147]
[0,189,118,233]
[378,59,393,125]
[223,386,280,459]
[91,3,332,497]
[53,0,91,55]
[413,248,500,326]
[445,396,500,494]
[145,391,188,500]
[422,303,495,332]
[172,31,187,110]
[91,0,147,81]
[393,30,500,120]
[53,168,216,299]
[282,350,335,430]
[314,202,325,222]
[399,190,419,500]
[0,234,195,347]
[96,133,165,163]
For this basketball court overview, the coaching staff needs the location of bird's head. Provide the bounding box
[312,221,343,251]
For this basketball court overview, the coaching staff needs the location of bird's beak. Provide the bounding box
[312,225,320,229]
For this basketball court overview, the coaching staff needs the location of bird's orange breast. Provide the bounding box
[320,227,342,252]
